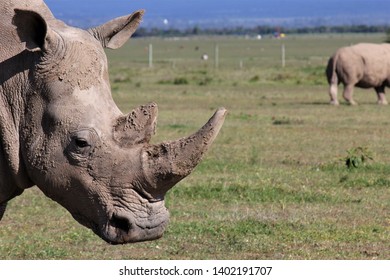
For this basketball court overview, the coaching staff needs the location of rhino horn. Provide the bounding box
[114,103,158,145]
[142,108,227,195]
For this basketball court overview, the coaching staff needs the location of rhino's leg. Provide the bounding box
[343,84,357,105]
[0,202,7,220]
[375,86,388,105]
[329,83,339,105]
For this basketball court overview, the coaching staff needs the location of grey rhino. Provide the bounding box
[0,0,226,244]
[326,43,390,105]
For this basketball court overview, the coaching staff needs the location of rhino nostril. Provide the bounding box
[110,214,132,233]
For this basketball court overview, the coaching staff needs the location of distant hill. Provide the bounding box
[44,0,390,29]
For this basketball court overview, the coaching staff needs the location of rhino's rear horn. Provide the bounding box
[142,108,227,194]
[113,103,157,146]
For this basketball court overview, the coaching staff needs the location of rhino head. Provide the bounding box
[6,8,226,244]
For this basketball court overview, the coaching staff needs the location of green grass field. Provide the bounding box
[0,34,389,259]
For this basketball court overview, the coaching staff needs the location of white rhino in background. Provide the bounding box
[0,0,226,244]
[326,43,390,105]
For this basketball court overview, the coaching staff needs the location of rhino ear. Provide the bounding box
[88,10,144,49]
[12,9,52,52]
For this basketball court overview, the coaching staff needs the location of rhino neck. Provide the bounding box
[0,52,37,204]
[0,72,34,204]
[0,0,57,197]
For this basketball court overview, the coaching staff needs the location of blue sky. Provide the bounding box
[43,0,390,28]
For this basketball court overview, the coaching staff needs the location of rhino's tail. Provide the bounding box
[326,55,338,85]
[326,54,339,104]
[0,202,6,220]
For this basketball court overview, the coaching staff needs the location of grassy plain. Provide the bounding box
[1,34,389,259]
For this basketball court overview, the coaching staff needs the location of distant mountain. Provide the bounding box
[44,0,390,29]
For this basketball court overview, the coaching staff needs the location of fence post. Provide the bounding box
[149,43,153,68]
[281,44,285,68]
[215,44,219,69]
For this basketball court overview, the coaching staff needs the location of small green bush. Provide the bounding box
[345,146,373,169]
[173,77,189,85]
[249,75,260,82]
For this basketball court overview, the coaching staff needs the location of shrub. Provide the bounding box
[345,146,373,169]
[249,75,260,82]
[173,77,189,85]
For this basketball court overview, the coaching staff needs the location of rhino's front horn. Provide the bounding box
[142,108,227,195]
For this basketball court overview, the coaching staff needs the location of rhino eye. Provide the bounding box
[75,138,90,148]
[72,137,92,156]
[68,129,97,159]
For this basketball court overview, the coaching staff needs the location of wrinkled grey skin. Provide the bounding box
[0,0,226,244]
[326,43,390,105]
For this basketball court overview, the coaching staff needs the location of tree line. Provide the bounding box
[133,25,390,38]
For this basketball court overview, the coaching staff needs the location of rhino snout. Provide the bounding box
[101,204,169,244]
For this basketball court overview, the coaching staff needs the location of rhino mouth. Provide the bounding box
[72,206,167,244]
[100,204,169,244]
